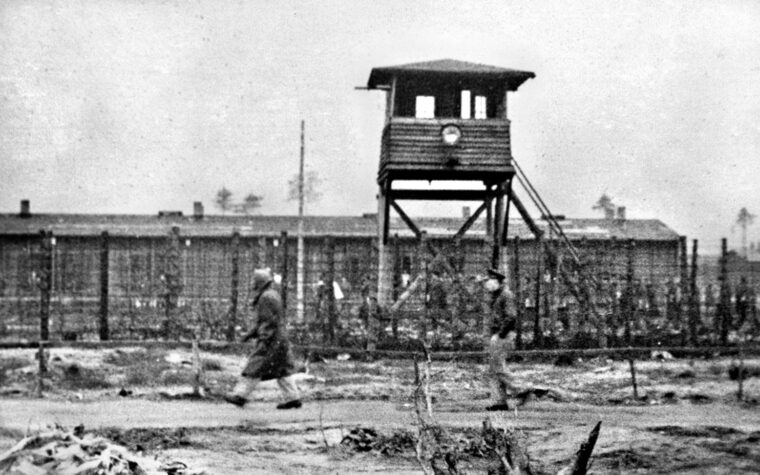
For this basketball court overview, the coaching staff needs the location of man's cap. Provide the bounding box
[487,268,506,281]
[253,268,273,288]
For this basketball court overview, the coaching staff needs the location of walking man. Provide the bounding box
[483,268,518,411]
[225,268,302,410]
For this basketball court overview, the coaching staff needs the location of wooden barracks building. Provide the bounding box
[0,200,681,319]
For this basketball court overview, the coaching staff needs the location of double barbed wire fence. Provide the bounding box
[0,228,758,352]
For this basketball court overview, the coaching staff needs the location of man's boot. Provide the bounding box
[485,402,510,411]
[276,399,302,410]
[224,394,248,407]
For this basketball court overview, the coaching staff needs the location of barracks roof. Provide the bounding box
[0,213,680,242]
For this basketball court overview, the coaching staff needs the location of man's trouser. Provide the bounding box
[488,331,516,404]
[231,374,300,402]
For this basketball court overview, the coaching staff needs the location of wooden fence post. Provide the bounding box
[37,341,45,397]
[534,238,543,348]
[38,230,53,341]
[628,357,639,399]
[280,230,289,312]
[418,231,429,340]
[718,238,731,345]
[678,235,688,345]
[98,231,110,341]
[624,239,635,346]
[227,231,240,342]
[163,226,182,340]
[453,234,467,343]
[545,241,556,342]
[391,233,401,340]
[325,236,336,344]
[491,183,504,269]
[513,236,523,350]
[689,239,699,345]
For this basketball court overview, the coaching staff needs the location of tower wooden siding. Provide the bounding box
[379,118,513,182]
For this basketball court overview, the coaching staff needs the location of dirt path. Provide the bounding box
[4,398,760,473]
[4,398,759,433]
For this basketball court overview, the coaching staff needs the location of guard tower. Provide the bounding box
[365,59,535,305]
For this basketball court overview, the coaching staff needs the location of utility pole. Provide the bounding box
[296,120,306,323]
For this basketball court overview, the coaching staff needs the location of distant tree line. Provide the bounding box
[214,187,262,215]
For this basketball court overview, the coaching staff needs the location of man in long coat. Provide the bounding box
[483,268,518,411]
[225,268,302,409]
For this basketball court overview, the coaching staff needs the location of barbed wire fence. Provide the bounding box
[1,229,759,351]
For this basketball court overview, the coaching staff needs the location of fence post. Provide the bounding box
[391,233,401,340]
[38,230,53,341]
[491,183,504,269]
[624,239,635,346]
[545,241,556,342]
[718,238,731,345]
[325,236,336,344]
[513,236,523,350]
[628,357,639,399]
[228,231,240,342]
[418,231,429,340]
[534,238,543,348]
[280,230,289,312]
[678,236,688,345]
[608,236,619,347]
[689,239,699,345]
[98,231,110,341]
[37,341,46,397]
[163,226,182,340]
[453,234,466,343]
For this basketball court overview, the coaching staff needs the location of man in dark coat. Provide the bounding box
[483,268,518,411]
[225,268,302,409]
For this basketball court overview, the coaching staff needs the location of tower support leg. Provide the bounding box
[377,180,393,307]
[491,182,505,269]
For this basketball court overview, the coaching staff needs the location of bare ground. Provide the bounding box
[1,347,759,473]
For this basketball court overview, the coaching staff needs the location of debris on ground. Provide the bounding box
[651,350,675,360]
[0,427,202,474]
[729,364,760,380]
[340,427,417,456]
[516,387,567,404]
[95,427,195,453]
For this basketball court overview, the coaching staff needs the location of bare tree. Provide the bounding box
[288,169,322,210]
[736,207,756,257]
[592,193,615,218]
[215,187,233,215]
[236,193,262,215]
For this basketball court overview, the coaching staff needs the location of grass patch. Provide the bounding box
[0,357,31,372]
[104,348,156,367]
[60,364,111,390]
[707,363,724,376]
[201,358,223,371]
[0,357,31,384]
[109,349,172,386]
[125,361,169,386]
[161,370,192,386]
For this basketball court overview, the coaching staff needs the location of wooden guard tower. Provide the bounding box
[366,59,535,306]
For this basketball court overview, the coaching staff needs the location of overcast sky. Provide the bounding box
[2,0,759,253]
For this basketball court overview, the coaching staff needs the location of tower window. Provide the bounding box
[460,90,471,119]
[415,96,435,119]
[474,95,487,119]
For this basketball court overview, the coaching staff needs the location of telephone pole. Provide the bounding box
[296,120,306,322]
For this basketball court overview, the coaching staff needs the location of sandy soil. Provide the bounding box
[1,347,759,473]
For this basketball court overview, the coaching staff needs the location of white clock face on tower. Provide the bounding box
[441,125,462,146]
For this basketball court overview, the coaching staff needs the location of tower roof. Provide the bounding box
[367,58,535,90]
